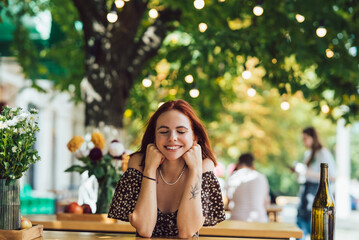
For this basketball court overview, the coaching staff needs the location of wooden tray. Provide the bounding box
[56,213,117,223]
[0,225,43,240]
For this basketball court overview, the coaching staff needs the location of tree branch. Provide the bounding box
[128,8,181,82]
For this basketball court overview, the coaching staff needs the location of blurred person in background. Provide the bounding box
[226,153,270,222]
[293,126,336,240]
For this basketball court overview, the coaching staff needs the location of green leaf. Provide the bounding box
[65,165,87,174]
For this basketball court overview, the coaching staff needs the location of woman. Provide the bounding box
[295,127,336,240]
[108,100,225,238]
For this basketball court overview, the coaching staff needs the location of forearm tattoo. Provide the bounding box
[189,176,201,200]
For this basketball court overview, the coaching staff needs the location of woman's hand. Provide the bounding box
[182,141,202,172]
[144,143,164,172]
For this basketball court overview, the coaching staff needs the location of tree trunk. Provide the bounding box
[73,0,180,128]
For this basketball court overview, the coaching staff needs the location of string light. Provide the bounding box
[107,3,118,23]
[247,88,256,97]
[189,88,200,98]
[149,9,158,19]
[198,23,208,32]
[115,0,125,8]
[316,26,327,37]
[321,104,330,113]
[218,0,226,2]
[194,0,205,9]
[326,49,334,58]
[253,5,264,16]
[142,78,152,87]
[272,58,277,64]
[242,69,252,79]
[281,101,290,110]
[185,75,194,83]
[295,14,305,23]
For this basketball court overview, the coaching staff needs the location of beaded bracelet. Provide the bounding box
[143,175,156,182]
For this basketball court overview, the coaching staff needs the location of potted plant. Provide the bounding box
[65,131,128,215]
[0,106,40,230]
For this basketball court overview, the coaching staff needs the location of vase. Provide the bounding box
[96,178,113,214]
[0,179,21,230]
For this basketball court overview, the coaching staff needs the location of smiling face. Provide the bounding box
[155,110,195,161]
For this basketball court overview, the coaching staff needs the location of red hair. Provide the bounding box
[137,99,217,167]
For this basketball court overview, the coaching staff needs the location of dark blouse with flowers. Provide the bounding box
[108,168,226,237]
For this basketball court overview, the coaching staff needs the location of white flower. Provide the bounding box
[17,112,28,121]
[108,141,125,157]
[6,118,18,127]
[0,121,6,129]
[12,146,17,152]
[74,148,90,158]
[33,155,37,161]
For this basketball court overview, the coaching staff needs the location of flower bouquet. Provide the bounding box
[66,131,128,214]
[0,106,40,230]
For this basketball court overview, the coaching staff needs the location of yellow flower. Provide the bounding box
[67,136,85,153]
[121,154,130,172]
[91,131,106,150]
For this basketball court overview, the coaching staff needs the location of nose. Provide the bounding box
[168,130,178,141]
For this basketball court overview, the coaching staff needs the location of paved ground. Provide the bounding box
[279,203,359,240]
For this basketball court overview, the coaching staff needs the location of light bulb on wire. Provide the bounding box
[321,104,330,113]
[316,26,327,37]
[189,88,200,98]
[242,67,252,79]
[247,88,256,97]
[326,49,334,58]
[149,9,158,19]
[281,101,290,110]
[253,5,264,16]
[194,0,205,9]
[115,0,125,8]
[142,78,152,87]
[295,14,305,23]
[198,23,208,32]
[185,75,194,83]
[107,2,118,23]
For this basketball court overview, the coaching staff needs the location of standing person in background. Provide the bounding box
[226,153,270,222]
[294,127,336,240]
[108,99,225,238]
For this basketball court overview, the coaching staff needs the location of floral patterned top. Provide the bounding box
[108,168,226,237]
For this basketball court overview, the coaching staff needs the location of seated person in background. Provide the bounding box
[226,153,270,222]
[108,100,225,238]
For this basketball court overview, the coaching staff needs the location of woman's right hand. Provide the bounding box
[144,143,164,172]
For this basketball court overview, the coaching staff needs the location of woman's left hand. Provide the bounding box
[182,141,202,172]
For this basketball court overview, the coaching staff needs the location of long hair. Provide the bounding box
[136,99,216,167]
[303,127,323,167]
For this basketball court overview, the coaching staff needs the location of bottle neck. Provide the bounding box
[319,165,329,189]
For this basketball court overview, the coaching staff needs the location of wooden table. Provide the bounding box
[36,231,287,240]
[28,215,302,239]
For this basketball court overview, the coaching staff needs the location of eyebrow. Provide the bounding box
[157,126,189,130]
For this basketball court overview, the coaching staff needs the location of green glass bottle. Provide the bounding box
[311,163,335,240]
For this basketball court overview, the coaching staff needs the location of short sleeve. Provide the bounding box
[201,171,226,226]
[108,168,142,221]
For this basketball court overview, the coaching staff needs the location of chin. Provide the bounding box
[163,153,184,161]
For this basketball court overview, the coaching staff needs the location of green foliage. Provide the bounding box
[0,106,40,185]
